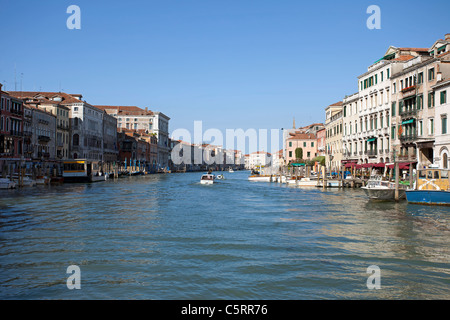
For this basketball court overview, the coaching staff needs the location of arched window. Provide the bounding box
[73,134,79,146]
[443,153,448,169]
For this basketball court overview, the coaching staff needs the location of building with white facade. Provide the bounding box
[432,79,450,169]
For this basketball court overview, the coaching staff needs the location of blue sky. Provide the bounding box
[1,0,449,151]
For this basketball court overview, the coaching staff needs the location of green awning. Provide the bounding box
[291,163,306,167]
[402,119,415,125]
[367,138,376,142]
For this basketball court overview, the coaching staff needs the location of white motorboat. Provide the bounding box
[286,177,318,187]
[200,174,215,185]
[0,178,16,189]
[316,180,341,188]
[248,175,272,182]
[228,168,234,173]
[362,176,406,200]
[36,176,50,185]
[90,172,107,182]
[13,176,37,187]
[216,174,225,180]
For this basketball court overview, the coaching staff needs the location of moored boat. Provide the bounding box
[36,175,50,185]
[248,175,272,182]
[406,167,450,206]
[286,177,318,187]
[0,178,16,189]
[362,176,406,200]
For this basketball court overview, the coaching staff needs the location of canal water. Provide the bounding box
[0,171,449,299]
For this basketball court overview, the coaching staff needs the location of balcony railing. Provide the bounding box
[57,124,69,130]
[400,108,418,118]
[398,154,417,161]
[401,85,416,93]
[10,109,23,116]
[38,135,51,142]
[400,134,418,142]
[367,150,378,157]
[10,130,23,137]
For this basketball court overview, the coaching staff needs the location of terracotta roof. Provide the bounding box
[392,54,415,61]
[398,48,429,52]
[96,105,153,115]
[288,132,316,140]
[8,91,86,106]
[329,101,342,107]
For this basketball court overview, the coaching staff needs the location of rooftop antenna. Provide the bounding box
[20,73,23,92]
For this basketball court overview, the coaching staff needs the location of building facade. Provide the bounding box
[324,102,343,171]
[285,132,317,164]
[432,79,450,169]
[0,84,24,162]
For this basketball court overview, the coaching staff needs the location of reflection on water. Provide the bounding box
[0,171,449,299]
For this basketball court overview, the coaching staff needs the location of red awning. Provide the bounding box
[386,163,410,169]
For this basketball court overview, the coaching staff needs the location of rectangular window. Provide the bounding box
[375,74,378,84]
[381,71,384,82]
[311,142,314,147]
[391,102,396,116]
[289,151,292,158]
[393,83,396,93]
[391,126,396,139]
[418,72,424,84]
[430,119,434,135]
[303,142,306,147]
[387,68,390,79]
[307,152,311,158]
[419,120,423,136]
[442,116,447,134]
[441,90,447,105]
[429,68,435,81]
[417,95,423,109]
[428,92,435,108]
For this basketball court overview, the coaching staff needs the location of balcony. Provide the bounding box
[400,108,418,118]
[367,150,378,157]
[10,130,23,137]
[400,134,418,142]
[57,124,69,130]
[401,85,416,93]
[38,135,51,143]
[38,119,50,125]
[398,154,417,162]
[10,109,23,116]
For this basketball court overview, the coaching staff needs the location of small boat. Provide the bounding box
[12,176,37,187]
[316,180,341,188]
[362,176,406,200]
[286,177,318,187]
[90,172,107,182]
[406,167,450,206]
[36,176,50,185]
[228,168,234,173]
[216,174,225,180]
[0,178,16,189]
[200,173,215,185]
[248,175,272,182]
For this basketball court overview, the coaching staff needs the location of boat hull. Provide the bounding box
[248,176,272,182]
[362,187,406,200]
[406,190,450,206]
[0,179,16,189]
